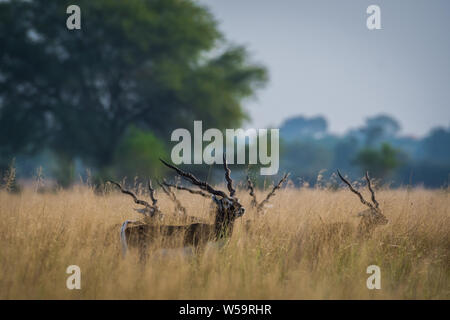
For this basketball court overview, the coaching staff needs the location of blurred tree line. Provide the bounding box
[280,114,450,188]
[0,0,267,186]
[1,1,448,189]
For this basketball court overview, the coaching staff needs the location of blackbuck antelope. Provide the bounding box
[107,179,167,256]
[246,173,290,214]
[111,155,245,260]
[335,170,388,237]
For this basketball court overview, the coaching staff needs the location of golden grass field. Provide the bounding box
[0,182,449,299]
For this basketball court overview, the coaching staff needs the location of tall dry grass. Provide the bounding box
[0,182,449,299]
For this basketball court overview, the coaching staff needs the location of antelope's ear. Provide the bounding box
[133,208,148,214]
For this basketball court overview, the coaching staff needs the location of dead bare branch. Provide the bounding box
[157,179,187,215]
[107,180,152,209]
[257,173,290,212]
[147,179,158,207]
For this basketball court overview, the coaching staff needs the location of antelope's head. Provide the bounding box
[212,195,245,224]
[337,170,388,232]
[357,207,388,226]
[160,153,246,230]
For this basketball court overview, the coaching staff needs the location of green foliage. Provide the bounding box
[113,127,167,179]
[0,0,267,176]
[354,143,402,179]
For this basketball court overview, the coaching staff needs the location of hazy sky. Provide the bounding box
[198,0,450,137]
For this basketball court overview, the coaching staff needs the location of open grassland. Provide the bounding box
[0,185,449,299]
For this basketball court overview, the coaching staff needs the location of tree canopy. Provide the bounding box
[0,0,267,174]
